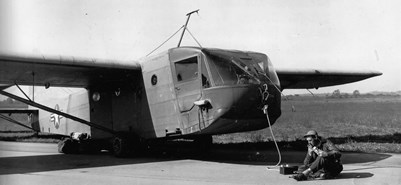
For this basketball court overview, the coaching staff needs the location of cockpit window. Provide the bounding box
[207,55,259,86]
[175,56,198,83]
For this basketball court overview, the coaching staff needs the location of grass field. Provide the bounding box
[0,131,62,143]
[214,95,401,153]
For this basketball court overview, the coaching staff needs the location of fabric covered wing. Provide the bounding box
[276,68,382,89]
[0,52,142,88]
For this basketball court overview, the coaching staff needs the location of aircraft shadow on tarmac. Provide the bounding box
[0,153,176,175]
[146,142,393,166]
[0,144,393,176]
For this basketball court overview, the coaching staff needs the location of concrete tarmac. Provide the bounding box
[0,141,400,185]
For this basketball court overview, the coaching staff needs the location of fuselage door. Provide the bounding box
[172,55,201,112]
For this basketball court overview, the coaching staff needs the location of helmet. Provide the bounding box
[304,130,318,138]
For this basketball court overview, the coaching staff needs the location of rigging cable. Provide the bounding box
[306,89,315,97]
[146,25,185,57]
[185,27,203,48]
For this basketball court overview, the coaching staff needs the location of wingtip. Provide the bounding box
[371,71,383,77]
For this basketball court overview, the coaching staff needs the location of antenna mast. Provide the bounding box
[177,9,199,47]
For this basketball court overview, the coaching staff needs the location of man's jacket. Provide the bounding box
[304,137,342,165]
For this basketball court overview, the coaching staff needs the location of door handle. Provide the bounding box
[175,87,180,91]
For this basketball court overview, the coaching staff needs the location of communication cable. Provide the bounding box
[264,105,282,170]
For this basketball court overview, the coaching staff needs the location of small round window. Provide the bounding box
[151,75,158,85]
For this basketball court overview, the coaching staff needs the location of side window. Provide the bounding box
[175,56,198,83]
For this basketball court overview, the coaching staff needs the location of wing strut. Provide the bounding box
[0,90,116,135]
[14,83,33,102]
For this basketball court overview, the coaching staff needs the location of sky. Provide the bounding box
[0,0,400,95]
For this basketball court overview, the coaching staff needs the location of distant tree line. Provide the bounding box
[283,90,400,100]
[328,89,400,99]
[0,98,27,108]
[330,89,360,98]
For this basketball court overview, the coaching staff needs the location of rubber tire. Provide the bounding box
[112,136,130,157]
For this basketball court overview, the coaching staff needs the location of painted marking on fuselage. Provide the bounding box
[50,104,63,129]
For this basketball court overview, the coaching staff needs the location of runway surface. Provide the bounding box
[0,141,400,185]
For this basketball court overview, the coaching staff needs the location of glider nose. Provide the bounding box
[217,83,281,123]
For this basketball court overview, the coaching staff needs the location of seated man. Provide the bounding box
[293,130,343,181]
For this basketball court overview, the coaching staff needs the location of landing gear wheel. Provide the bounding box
[113,136,130,157]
